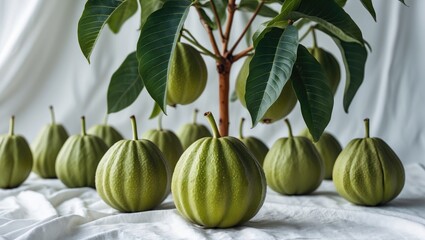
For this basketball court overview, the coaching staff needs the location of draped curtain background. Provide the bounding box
[0,0,423,165]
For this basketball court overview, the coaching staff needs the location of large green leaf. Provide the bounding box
[251,0,299,47]
[107,52,143,113]
[291,44,333,141]
[78,0,126,62]
[276,0,364,44]
[334,0,347,7]
[239,0,279,18]
[246,26,299,125]
[361,0,376,21]
[108,0,138,33]
[137,0,191,113]
[317,26,368,112]
[337,40,368,113]
[139,0,166,28]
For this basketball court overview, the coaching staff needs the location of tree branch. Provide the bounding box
[228,1,264,55]
[194,5,221,57]
[222,0,237,53]
[209,0,224,41]
[233,46,254,62]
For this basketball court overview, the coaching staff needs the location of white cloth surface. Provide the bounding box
[0,163,424,240]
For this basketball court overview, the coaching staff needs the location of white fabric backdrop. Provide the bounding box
[0,0,424,165]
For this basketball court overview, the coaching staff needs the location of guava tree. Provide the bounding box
[77,0,405,140]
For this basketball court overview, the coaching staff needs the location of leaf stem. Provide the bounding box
[81,116,87,136]
[9,116,15,136]
[228,1,264,55]
[285,119,293,138]
[364,118,370,138]
[194,5,221,56]
[204,112,221,138]
[49,105,55,124]
[181,34,219,60]
[299,27,313,42]
[239,118,245,139]
[130,115,138,140]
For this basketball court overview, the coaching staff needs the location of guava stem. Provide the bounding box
[158,114,163,131]
[285,119,293,138]
[130,115,138,140]
[204,112,221,138]
[312,28,318,48]
[239,118,245,139]
[364,118,370,138]
[193,109,199,124]
[49,106,55,124]
[103,114,108,125]
[81,116,87,136]
[9,116,15,136]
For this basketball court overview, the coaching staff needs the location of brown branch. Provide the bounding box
[195,5,221,56]
[209,0,224,41]
[228,1,264,55]
[233,46,254,62]
[222,0,237,53]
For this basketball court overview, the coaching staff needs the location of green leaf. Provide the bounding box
[276,0,364,44]
[199,8,217,30]
[200,0,227,25]
[230,90,238,102]
[253,21,288,48]
[107,52,144,113]
[246,26,299,125]
[239,0,279,18]
[338,40,368,112]
[360,0,377,21]
[78,0,126,62]
[334,0,347,7]
[149,102,162,119]
[316,26,368,112]
[108,0,138,33]
[291,44,333,141]
[139,0,166,28]
[137,0,191,113]
[268,0,301,26]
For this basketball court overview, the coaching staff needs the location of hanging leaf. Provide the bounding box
[137,0,192,113]
[200,0,227,25]
[139,0,166,29]
[149,102,162,119]
[108,0,138,33]
[252,21,288,48]
[252,0,299,47]
[107,52,143,113]
[246,26,299,126]
[316,26,368,112]
[360,0,377,21]
[334,0,347,7]
[239,1,279,18]
[337,41,368,112]
[199,8,217,30]
[291,45,333,141]
[273,0,364,44]
[78,0,126,62]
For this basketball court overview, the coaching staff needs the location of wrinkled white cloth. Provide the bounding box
[1,163,424,240]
